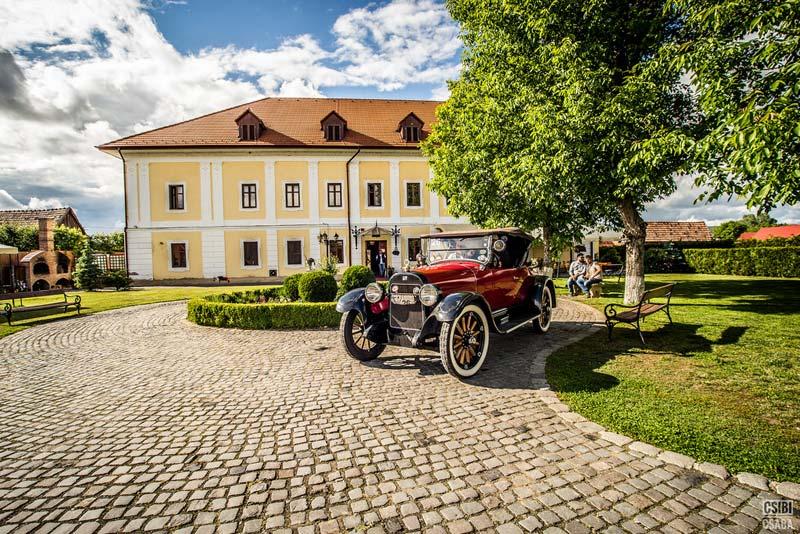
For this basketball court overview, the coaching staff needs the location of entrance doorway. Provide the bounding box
[364,239,388,278]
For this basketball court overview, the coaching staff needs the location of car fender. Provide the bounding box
[432,292,494,327]
[531,276,557,311]
[335,288,368,315]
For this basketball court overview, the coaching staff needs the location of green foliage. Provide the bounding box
[337,265,375,299]
[73,243,103,290]
[712,220,749,241]
[187,298,339,329]
[599,246,624,264]
[298,271,337,302]
[735,235,800,248]
[90,232,124,253]
[281,273,302,301]
[672,0,800,211]
[644,244,691,273]
[102,270,133,291]
[205,288,284,303]
[0,224,38,251]
[319,255,339,276]
[684,247,800,277]
[54,225,87,252]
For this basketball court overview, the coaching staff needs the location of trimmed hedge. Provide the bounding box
[684,247,800,277]
[298,271,337,302]
[337,265,375,299]
[204,287,283,303]
[187,297,339,329]
[282,273,302,301]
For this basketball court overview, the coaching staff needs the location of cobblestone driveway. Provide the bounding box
[0,301,793,533]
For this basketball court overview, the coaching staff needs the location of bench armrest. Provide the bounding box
[604,302,637,319]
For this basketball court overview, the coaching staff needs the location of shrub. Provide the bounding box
[684,247,800,277]
[187,297,339,329]
[282,273,302,301]
[337,265,375,298]
[320,255,339,275]
[298,271,338,302]
[103,270,132,291]
[735,235,800,248]
[205,287,283,303]
[74,243,103,290]
[644,244,690,273]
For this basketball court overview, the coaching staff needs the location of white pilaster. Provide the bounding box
[125,160,140,227]
[348,158,360,224]
[126,229,153,280]
[200,161,212,225]
[308,160,320,224]
[265,160,277,224]
[389,160,400,219]
[310,226,321,264]
[211,160,224,224]
[429,166,440,221]
[266,227,278,273]
[202,229,225,278]
[138,161,151,225]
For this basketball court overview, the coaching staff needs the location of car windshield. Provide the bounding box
[423,235,491,264]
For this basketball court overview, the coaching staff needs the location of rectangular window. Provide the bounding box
[367,182,382,207]
[406,182,422,207]
[327,183,343,208]
[408,238,422,261]
[329,239,344,264]
[170,242,187,269]
[242,241,259,267]
[285,183,301,208]
[168,184,185,210]
[326,124,341,141]
[404,126,420,142]
[286,240,303,265]
[241,183,257,209]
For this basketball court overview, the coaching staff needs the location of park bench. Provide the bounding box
[0,289,81,326]
[604,283,675,344]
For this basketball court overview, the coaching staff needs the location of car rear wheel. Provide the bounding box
[439,304,490,379]
[340,310,385,361]
[531,285,553,334]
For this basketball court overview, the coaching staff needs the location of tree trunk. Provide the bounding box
[541,225,552,267]
[619,196,647,304]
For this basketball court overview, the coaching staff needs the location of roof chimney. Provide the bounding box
[38,218,55,252]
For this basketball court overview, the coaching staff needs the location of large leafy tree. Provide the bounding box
[425,0,696,302]
[673,0,800,210]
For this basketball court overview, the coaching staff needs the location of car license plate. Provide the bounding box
[391,294,416,305]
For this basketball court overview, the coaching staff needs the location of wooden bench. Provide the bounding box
[0,289,81,326]
[604,283,675,344]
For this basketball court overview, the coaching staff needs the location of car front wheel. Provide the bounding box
[340,310,385,361]
[531,285,553,334]
[439,304,490,379]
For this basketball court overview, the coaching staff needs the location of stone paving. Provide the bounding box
[0,300,796,533]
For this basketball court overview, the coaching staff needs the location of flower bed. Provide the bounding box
[187,288,339,329]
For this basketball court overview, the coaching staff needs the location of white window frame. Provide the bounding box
[407,237,423,261]
[167,240,190,272]
[166,182,187,213]
[283,181,302,210]
[365,181,384,209]
[284,239,305,267]
[325,180,345,210]
[239,181,259,211]
[240,239,262,269]
[403,180,423,209]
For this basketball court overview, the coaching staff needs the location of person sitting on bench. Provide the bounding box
[567,253,587,296]
[577,256,603,297]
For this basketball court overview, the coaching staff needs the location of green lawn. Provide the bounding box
[0,285,278,339]
[547,274,800,482]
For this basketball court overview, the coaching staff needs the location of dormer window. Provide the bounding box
[235,109,264,142]
[397,112,424,143]
[321,111,346,142]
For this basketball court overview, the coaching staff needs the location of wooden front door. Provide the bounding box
[364,239,388,277]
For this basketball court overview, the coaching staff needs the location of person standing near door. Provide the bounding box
[378,249,387,277]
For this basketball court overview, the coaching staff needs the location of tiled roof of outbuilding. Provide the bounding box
[645,221,713,243]
[0,207,85,233]
[98,97,440,151]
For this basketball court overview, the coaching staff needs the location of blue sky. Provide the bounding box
[0,0,796,232]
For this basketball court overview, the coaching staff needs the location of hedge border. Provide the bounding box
[187,295,339,329]
[684,246,800,278]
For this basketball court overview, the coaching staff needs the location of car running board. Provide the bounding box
[492,308,540,334]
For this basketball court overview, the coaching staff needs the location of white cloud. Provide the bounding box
[0,190,22,209]
[0,189,62,210]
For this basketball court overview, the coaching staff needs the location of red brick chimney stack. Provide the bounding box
[38,218,55,252]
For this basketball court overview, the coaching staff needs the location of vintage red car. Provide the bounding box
[336,228,556,379]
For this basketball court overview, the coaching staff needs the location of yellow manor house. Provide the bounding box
[99,97,473,281]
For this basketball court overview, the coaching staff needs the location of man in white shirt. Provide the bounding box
[567,254,587,296]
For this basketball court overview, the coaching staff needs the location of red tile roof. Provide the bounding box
[645,221,713,243]
[98,97,441,151]
[0,207,85,233]
[739,225,800,240]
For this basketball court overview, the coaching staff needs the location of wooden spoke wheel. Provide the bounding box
[439,304,490,378]
[532,285,553,334]
[340,310,385,361]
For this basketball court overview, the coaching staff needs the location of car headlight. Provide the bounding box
[364,282,384,303]
[419,284,440,306]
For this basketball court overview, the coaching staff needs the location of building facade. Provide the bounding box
[100,98,473,281]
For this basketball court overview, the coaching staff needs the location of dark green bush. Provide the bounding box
[644,244,690,273]
[187,298,339,329]
[734,235,800,248]
[337,265,375,298]
[281,273,302,301]
[205,287,283,303]
[103,270,133,291]
[298,271,337,302]
[684,247,800,277]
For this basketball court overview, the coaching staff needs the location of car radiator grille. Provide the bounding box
[389,284,424,330]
